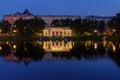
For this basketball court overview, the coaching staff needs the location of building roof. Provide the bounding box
[4,9,33,17]
[44,27,71,30]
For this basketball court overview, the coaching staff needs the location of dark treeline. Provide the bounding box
[108,13,120,35]
[14,17,45,36]
[0,12,120,37]
[51,18,106,36]
[0,17,45,37]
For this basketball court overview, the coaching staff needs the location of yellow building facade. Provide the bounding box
[43,27,72,37]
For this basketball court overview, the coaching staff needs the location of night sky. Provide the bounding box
[0,0,120,19]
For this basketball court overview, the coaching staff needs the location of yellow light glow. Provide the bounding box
[13,30,17,33]
[94,30,97,33]
[43,41,72,52]
[94,43,98,50]
[102,41,107,47]
[112,45,116,52]
[13,45,17,49]
[119,44,120,49]
[6,41,9,45]
[113,29,116,32]
[0,29,2,33]
[0,46,2,50]
[85,41,92,47]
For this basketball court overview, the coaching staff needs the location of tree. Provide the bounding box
[108,13,120,35]
[14,17,45,36]
[98,20,106,33]
[71,18,82,36]
[1,20,11,34]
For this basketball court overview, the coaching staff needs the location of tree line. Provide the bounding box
[51,18,106,36]
[0,13,120,37]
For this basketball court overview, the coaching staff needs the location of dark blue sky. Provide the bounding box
[0,0,120,19]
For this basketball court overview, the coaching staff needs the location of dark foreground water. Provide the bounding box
[0,41,120,80]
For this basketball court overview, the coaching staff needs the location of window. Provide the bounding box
[60,32,62,35]
[52,32,54,36]
[56,32,58,35]
[64,31,66,36]
[48,30,51,36]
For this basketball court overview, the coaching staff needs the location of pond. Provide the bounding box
[0,41,120,80]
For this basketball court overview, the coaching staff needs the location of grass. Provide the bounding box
[107,36,120,41]
[0,35,120,42]
[0,36,37,41]
[73,35,103,41]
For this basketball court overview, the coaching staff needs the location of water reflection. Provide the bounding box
[0,41,120,67]
[43,41,73,52]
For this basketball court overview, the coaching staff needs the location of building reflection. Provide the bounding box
[43,41,73,52]
[0,41,119,67]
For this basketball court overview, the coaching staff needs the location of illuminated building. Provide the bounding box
[43,27,72,37]
[43,41,73,52]
[4,9,80,26]
[4,9,34,25]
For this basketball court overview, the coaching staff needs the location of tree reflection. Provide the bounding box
[0,43,11,56]
[14,41,45,64]
[0,41,120,67]
[107,42,120,68]
[70,41,106,60]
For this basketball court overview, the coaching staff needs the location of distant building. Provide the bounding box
[4,9,80,26]
[36,15,80,27]
[4,9,34,25]
[86,15,112,24]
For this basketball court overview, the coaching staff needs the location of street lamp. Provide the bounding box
[13,29,17,41]
[94,30,97,33]
[113,29,116,32]
[13,30,17,33]
[0,29,2,36]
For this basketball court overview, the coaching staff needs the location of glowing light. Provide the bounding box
[102,41,107,47]
[0,46,2,50]
[112,45,116,52]
[13,45,17,49]
[13,30,17,33]
[43,41,72,52]
[6,41,9,45]
[0,29,2,33]
[85,41,92,48]
[94,43,98,50]
[113,29,116,32]
[94,30,97,33]
[119,44,120,49]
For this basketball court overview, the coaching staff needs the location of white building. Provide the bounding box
[37,15,80,26]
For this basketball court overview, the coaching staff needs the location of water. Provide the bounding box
[0,41,120,80]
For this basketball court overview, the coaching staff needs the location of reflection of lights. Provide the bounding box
[85,41,92,48]
[94,43,98,50]
[112,45,116,52]
[113,29,116,32]
[0,29,2,33]
[119,44,120,49]
[94,30,97,33]
[13,30,17,33]
[13,45,17,49]
[102,41,107,47]
[0,46,2,50]
[24,47,27,51]
[43,41,72,52]
[6,41,9,45]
